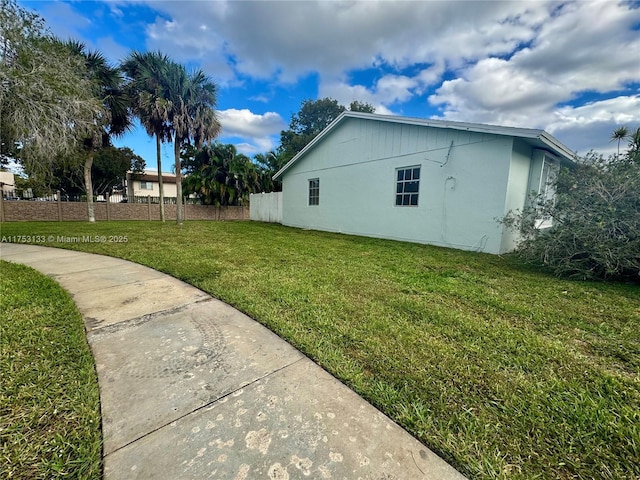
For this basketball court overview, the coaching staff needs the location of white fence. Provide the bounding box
[249,192,282,223]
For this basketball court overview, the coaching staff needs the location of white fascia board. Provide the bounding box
[537,132,577,164]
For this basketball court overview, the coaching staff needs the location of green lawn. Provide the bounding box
[0,261,102,479]
[1,220,639,479]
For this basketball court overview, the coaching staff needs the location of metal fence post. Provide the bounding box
[147,195,151,220]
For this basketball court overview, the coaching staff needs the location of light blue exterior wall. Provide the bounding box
[281,117,539,254]
[500,139,534,252]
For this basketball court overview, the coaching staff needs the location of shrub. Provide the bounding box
[504,131,640,282]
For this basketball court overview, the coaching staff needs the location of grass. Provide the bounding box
[1,220,639,479]
[0,260,102,479]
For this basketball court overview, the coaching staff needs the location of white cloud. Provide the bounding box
[513,1,640,92]
[217,109,286,154]
[426,1,640,152]
[249,94,270,103]
[139,0,639,150]
[109,5,124,18]
[142,0,554,81]
[428,57,567,126]
[144,7,239,84]
[320,74,419,114]
[318,82,393,114]
[414,62,446,92]
[31,0,640,158]
[430,1,640,119]
[319,60,446,114]
[549,96,640,132]
[218,109,286,137]
[547,96,640,155]
[234,139,275,157]
[375,75,418,104]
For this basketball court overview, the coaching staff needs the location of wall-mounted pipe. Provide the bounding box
[440,140,454,168]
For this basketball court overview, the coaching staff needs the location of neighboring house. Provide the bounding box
[0,171,16,198]
[273,112,575,254]
[126,171,179,198]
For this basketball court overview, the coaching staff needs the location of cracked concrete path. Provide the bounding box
[1,243,466,480]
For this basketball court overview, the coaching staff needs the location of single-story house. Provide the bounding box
[273,111,575,254]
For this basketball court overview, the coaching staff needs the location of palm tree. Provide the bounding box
[229,152,260,204]
[627,127,640,163]
[182,143,227,205]
[67,41,131,222]
[254,150,286,192]
[166,66,220,224]
[611,126,628,157]
[182,142,260,206]
[122,51,173,221]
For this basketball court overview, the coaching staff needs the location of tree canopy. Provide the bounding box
[253,151,285,192]
[0,0,101,170]
[92,146,145,196]
[349,100,376,113]
[277,97,375,164]
[182,142,261,206]
[21,145,145,198]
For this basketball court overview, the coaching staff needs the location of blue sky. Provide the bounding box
[20,0,640,173]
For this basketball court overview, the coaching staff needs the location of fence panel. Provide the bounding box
[0,191,249,222]
[249,192,282,223]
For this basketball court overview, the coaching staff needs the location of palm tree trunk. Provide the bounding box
[174,139,183,224]
[84,154,95,223]
[156,134,165,222]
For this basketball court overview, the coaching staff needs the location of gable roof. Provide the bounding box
[273,111,576,180]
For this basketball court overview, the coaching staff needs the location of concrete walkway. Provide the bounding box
[1,243,466,480]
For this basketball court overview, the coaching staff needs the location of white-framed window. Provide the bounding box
[535,158,558,228]
[395,166,420,206]
[140,181,153,190]
[308,178,319,205]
